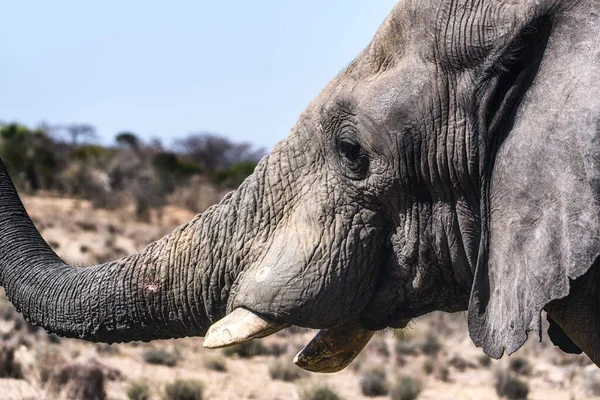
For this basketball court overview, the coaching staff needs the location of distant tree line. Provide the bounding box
[0,121,266,219]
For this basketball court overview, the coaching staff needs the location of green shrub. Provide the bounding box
[151,152,203,177]
[266,341,288,357]
[211,161,257,187]
[420,332,441,356]
[164,379,203,400]
[391,376,422,400]
[495,369,529,399]
[126,380,150,400]
[222,340,268,358]
[303,386,340,400]
[436,366,450,382]
[477,353,492,368]
[268,360,304,382]
[141,349,178,367]
[0,123,57,192]
[395,340,419,356]
[360,368,388,396]
[422,359,434,375]
[115,132,140,150]
[509,357,532,376]
[70,145,112,161]
[46,361,107,400]
[203,356,227,372]
[0,342,23,379]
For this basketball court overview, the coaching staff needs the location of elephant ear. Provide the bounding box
[468,4,600,358]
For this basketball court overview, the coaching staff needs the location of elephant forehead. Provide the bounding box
[352,60,435,152]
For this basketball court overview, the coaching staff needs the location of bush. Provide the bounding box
[0,123,57,192]
[303,386,340,400]
[395,340,419,356]
[422,359,434,375]
[0,300,15,321]
[266,341,288,357]
[127,380,151,400]
[96,343,119,355]
[115,132,140,150]
[448,355,475,372]
[509,357,532,376]
[391,376,422,400]
[203,356,227,372]
[495,369,529,399]
[371,339,390,358]
[70,145,111,161]
[37,347,66,383]
[269,360,304,382]
[211,161,257,187]
[222,340,268,358]
[167,175,220,213]
[0,342,23,379]
[420,332,441,356]
[360,368,388,396]
[141,348,178,367]
[46,361,107,400]
[47,334,61,344]
[436,366,450,382]
[477,353,492,368]
[164,379,203,400]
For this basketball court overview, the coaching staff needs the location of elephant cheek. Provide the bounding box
[229,225,381,328]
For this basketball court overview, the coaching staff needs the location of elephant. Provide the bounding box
[1,0,599,373]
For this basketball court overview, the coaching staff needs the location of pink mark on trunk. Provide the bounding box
[143,276,160,294]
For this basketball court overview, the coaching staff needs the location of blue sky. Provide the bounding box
[1,1,397,150]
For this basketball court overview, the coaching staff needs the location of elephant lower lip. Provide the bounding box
[360,311,412,330]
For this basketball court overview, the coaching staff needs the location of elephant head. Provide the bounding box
[1,0,599,372]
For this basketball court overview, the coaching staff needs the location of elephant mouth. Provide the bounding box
[202,307,406,372]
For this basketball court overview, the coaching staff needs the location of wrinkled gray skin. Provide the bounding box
[1,0,600,367]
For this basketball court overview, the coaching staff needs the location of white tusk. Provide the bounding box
[203,308,290,349]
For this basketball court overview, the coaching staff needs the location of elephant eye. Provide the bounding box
[337,137,369,179]
[339,138,361,161]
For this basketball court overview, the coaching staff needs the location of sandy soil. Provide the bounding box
[0,196,598,400]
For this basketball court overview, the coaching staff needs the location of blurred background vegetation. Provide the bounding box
[0,121,265,220]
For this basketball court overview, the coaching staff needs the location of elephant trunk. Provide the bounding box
[0,158,248,342]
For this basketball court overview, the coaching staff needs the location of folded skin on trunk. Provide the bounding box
[0,156,273,342]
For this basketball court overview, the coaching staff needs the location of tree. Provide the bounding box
[63,124,97,146]
[0,123,57,191]
[174,132,265,172]
[115,132,140,150]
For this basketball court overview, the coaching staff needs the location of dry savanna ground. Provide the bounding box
[0,196,598,400]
